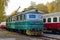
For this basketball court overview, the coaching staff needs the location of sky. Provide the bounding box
[5,0,55,15]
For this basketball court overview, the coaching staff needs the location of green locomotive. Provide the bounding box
[6,9,44,35]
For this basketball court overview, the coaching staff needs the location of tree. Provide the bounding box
[35,4,48,13]
[23,1,60,14]
[55,0,60,12]
[22,8,28,12]
[23,4,48,14]
[46,0,60,13]
[0,0,9,23]
[46,2,55,13]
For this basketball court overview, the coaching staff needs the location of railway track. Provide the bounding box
[0,28,60,40]
[31,37,60,40]
[30,34,60,40]
[29,34,60,40]
[42,33,60,39]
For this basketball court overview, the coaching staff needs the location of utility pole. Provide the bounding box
[16,6,20,11]
[13,6,20,13]
[11,6,20,16]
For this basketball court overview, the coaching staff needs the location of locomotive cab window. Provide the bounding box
[11,17,12,21]
[23,14,26,20]
[20,14,26,21]
[20,15,22,20]
[9,19,10,22]
[9,18,11,22]
[12,17,15,21]
[53,17,57,22]
[16,16,19,21]
[7,19,9,22]
[48,18,51,22]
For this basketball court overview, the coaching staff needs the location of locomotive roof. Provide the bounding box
[13,9,43,17]
[8,9,43,19]
[6,9,43,20]
[43,12,60,17]
[7,9,43,19]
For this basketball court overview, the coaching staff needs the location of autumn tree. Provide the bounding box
[0,0,9,23]
[23,0,60,14]
[35,4,48,13]
[22,8,28,12]
[46,2,55,13]
[55,0,60,12]
[46,0,60,13]
[46,1,58,13]
[23,4,48,14]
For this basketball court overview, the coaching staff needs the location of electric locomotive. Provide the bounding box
[6,9,44,35]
